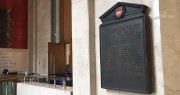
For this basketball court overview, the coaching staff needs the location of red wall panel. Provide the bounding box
[0,0,28,49]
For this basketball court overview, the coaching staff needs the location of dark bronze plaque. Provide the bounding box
[100,2,152,93]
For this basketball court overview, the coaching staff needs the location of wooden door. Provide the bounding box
[48,43,65,75]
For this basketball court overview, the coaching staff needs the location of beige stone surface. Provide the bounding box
[28,0,36,73]
[0,49,28,72]
[36,0,51,76]
[72,0,91,95]
[160,0,180,95]
[17,83,72,95]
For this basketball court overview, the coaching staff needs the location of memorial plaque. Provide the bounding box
[100,2,152,93]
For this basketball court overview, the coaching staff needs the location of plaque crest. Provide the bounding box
[115,6,123,18]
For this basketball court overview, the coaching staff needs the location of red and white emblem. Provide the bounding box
[115,6,123,18]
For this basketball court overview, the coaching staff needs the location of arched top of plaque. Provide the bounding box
[100,2,147,22]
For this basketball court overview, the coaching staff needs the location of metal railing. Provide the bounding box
[0,74,72,95]
[0,82,16,95]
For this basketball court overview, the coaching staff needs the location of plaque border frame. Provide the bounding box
[99,2,152,94]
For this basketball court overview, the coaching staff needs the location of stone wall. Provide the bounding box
[0,49,28,72]
[160,0,180,95]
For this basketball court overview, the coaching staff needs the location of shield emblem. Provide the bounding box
[115,6,123,18]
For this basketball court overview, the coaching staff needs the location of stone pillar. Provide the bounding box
[36,0,51,75]
[72,0,96,95]
[28,0,37,73]
[160,0,180,95]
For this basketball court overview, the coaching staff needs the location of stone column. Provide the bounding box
[72,0,96,95]
[36,0,51,75]
[28,0,37,73]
